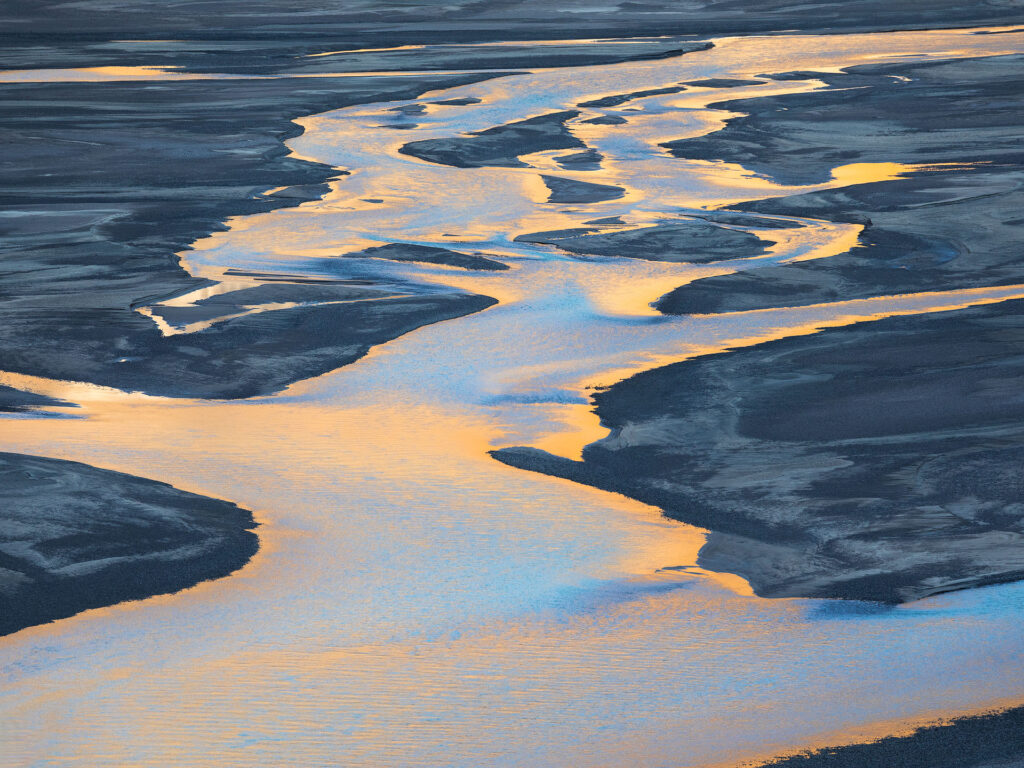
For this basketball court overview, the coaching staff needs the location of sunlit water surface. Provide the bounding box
[4,26,1024,768]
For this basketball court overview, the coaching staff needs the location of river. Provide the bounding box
[3,25,1024,768]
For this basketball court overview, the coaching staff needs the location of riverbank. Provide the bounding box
[659,53,1024,315]
[5,12,1024,767]
[0,452,257,636]
[752,705,1024,767]
[495,298,1024,603]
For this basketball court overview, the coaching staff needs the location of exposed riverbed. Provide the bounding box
[4,26,1024,768]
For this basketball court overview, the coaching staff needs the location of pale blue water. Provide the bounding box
[3,25,1024,768]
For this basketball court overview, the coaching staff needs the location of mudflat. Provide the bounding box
[496,299,1024,603]
[0,452,258,636]
[494,49,1024,605]
[659,55,1024,314]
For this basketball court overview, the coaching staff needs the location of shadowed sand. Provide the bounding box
[5,1,1023,74]
[0,452,258,636]
[494,46,1024,606]
[517,217,773,262]
[400,110,589,168]
[659,55,1024,314]
[5,6,1024,766]
[752,706,1024,768]
[494,299,1024,603]
[0,384,73,414]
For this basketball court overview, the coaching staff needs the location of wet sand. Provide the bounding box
[0,452,257,636]
[495,298,1024,603]
[6,1,1023,73]
[400,109,592,167]
[659,54,1024,314]
[4,10,1024,768]
[0,384,72,414]
[753,706,1024,767]
[517,216,773,262]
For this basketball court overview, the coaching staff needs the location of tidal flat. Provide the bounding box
[3,3,1024,767]
[0,453,257,637]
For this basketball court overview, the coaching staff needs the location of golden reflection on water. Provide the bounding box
[0,65,195,81]
[180,25,1024,285]
[6,23,1024,768]
[493,277,1024,462]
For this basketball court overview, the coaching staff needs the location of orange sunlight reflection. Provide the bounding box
[5,23,1024,768]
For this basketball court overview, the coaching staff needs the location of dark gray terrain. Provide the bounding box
[554,149,606,170]
[354,243,510,271]
[541,175,626,204]
[754,706,1024,768]
[659,55,1024,314]
[495,300,1024,603]
[0,452,258,636]
[6,1,1024,68]
[400,110,588,168]
[6,1,1024,760]
[517,217,772,262]
[495,49,1024,605]
[3,289,497,400]
[0,385,73,414]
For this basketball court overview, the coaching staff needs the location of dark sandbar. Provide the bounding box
[0,385,74,414]
[0,452,258,636]
[517,218,770,263]
[540,175,625,204]
[355,243,509,271]
[754,705,1024,768]
[495,299,1024,604]
[399,111,584,168]
[657,54,1024,315]
[554,149,605,170]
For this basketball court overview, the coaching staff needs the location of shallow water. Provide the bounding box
[4,26,1024,768]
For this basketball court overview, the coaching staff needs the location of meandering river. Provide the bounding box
[4,26,1024,767]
